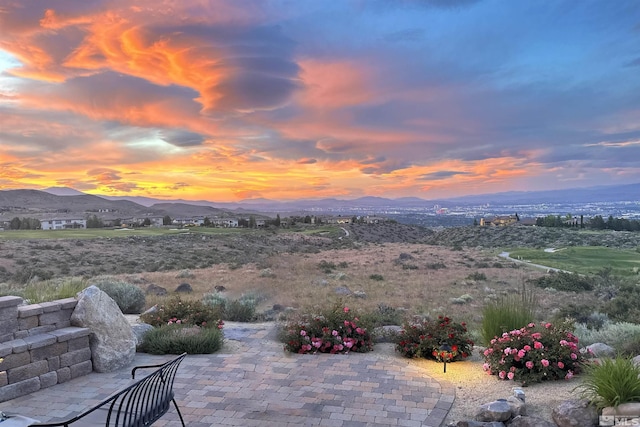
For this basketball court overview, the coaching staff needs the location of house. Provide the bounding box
[480,215,519,227]
[41,218,87,230]
[212,218,239,228]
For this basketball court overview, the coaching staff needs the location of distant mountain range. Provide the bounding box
[0,182,638,220]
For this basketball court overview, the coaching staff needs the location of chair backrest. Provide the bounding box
[105,353,186,427]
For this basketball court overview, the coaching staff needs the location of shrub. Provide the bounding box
[573,321,640,356]
[395,316,474,362]
[369,274,384,281]
[90,277,146,314]
[359,303,404,327]
[140,324,224,355]
[481,287,537,346]
[482,322,584,385]
[603,283,640,324]
[202,292,264,322]
[425,262,447,270]
[140,296,223,327]
[318,260,336,273]
[577,356,640,410]
[280,303,373,354]
[467,272,487,281]
[528,271,595,292]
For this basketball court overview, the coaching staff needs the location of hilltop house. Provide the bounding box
[480,214,519,227]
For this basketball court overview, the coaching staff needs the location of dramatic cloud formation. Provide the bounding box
[1,0,639,201]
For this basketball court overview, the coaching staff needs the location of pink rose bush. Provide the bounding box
[395,316,474,362]
[281,304,373,354]
[482,322,584,385]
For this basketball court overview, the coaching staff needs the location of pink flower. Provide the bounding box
[570,352,578,360]
[565,370,574,380]
[504,347,512,355]
[559,339,568,346]
[541,359,550,367]
[482,363,490,371]
[344,320,350,326]
[531,332,542,339]
[300,330,307,336]
[528,323,535,328]
[507,372,515,380]
[518,350,526,358]
[490,339,497,345]
[557,361,565,369]
[498,371,506,379]
[356,327,364,335]
[483,349,492,356]
[332,330,338,336]
[176,319,181,324]
[343,307,350,313]
[534,341,544,350]
[544,323,552,329]
[526,361,534,369]
[344,341,354,349]
[312,340,322,348]
[523,345,532,351]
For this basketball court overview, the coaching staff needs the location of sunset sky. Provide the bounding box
[1,1,639,202]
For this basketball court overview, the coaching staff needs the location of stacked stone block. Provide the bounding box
[0,296,92,403]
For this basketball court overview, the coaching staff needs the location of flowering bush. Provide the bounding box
[140,296,223,328]
[482,322,585,385]
[280,304,373,354]
[395,316,474,362]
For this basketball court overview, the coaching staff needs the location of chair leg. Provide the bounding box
[172,399,186,427]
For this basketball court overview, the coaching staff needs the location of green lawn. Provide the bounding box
[0,227,251,240]
[507,246,640,276]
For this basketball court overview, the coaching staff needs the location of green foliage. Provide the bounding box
[280,302,373,354]
[90,276,146,314]
[318,260,337,273]
[140,296,223,327]
[395,315,474,362]
[603,283,640,324]
[22,277,87,303]
[369,274,384,281]
[529,271,595,292]
[577,357,640,410]
[483,322,584,385]
[481,287,537,346]
[467,272,487,281]
[140,324,224,355]
[358,303,405,328]
[201,292,264,322]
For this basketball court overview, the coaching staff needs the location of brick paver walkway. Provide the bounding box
[0,323,454,427]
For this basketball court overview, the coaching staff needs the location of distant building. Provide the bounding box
[41,218,87,230]
[480,215,519,227]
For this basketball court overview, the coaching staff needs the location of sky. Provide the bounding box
[1,0,639,202]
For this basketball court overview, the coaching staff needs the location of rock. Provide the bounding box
[507,396,527,417]
[632,355,640,367]
[140,305,158,317]
[476,400,512,422]
[146,284,167,296]
[131,323,155,347]
[353,290,367,299]
[214,285,226,292]
[602,402,640,417]
[507,415,555,427]
[175,283,193,293]
[585,343,616,357]
[513,387,526,403]
[272,304,284,312]
[334,286,351,296]
[552,399,598,427]
[71,286,136,373]
[456,421,505,427]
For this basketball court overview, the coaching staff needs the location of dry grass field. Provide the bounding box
[1,222,629,330]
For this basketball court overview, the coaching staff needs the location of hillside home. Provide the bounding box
[480,215,519,227]
[212,218,239,227]
[41,218,87,230]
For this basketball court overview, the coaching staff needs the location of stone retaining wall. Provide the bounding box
[0,296,92,403]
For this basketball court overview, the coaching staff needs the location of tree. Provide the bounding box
[589,215,605,230]
[274,214,281,227]
[143,218,151,227]
[203,217,211,227]
[86,215,103,228]
[304,215,312,224]
[163,215,172,226]
[9,217,21,230]
[248,215,256,228]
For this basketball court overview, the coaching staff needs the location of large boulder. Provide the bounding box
[71,286,136,372]
[602,402,640,417]
[506,396,527,417]
[476,400,512,422]
[552,399,599,427]
[585,343,616,358]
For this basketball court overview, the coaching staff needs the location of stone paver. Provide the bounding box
[0,323,454,426]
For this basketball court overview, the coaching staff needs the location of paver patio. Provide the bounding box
[0,323,454,427]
